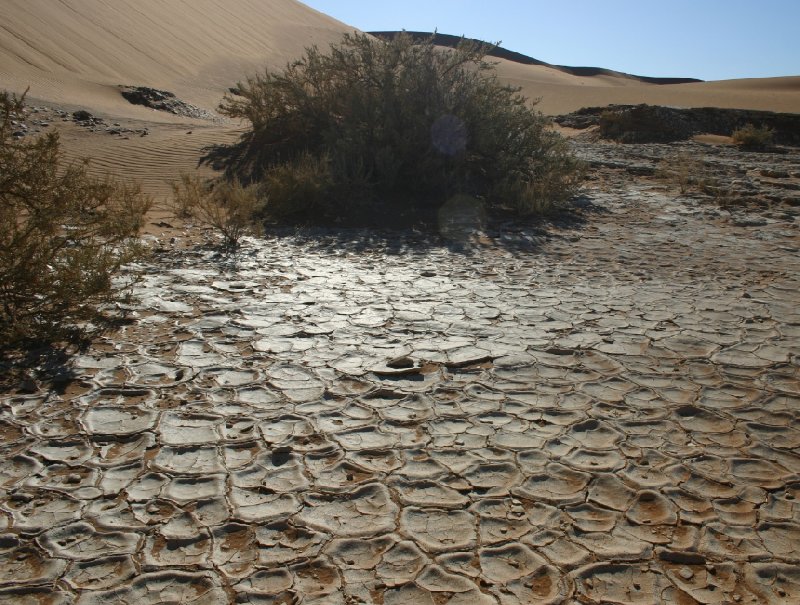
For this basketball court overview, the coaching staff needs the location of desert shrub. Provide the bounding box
[656,153,764,208]
[731,124,774,150]
[171,174,262,248]
[219,32,583,222]
[656,152,709,194]
[168,173,204,218]
[0,92,151,346]
[262,152,335,220]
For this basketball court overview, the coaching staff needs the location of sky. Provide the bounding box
[300,0,799,82]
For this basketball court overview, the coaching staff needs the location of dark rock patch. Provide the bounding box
[72,110,94,121]
[118,86,215,120]
[556,104,800,146]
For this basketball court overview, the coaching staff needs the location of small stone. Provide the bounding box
[387,356,414,369]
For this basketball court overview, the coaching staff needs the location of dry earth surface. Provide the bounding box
[1,139,799,604]
[2,2,800,604]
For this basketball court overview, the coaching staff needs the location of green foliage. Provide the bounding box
[0,92,151,346]
[220,32,583,222]
[171,174,262,248]
[731,124,774,150]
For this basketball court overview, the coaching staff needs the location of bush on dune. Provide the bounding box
[0,91,151,347]
[219,32,583,223]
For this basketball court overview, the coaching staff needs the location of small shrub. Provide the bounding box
[657,153,765,209]
[495,160,586,216]
[656,152,708,194]
[1,91,151,346]
[168,173,204,218]
[731,124,774,150]
[171,174,262,248]
[219,32,583,223]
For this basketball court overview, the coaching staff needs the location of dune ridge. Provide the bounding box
[369,31,704,84]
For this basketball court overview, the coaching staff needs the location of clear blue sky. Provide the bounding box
[300,0,799,81]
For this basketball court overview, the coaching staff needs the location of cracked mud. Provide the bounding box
[1,141,799,604]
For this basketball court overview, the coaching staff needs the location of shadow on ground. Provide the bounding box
[254,196,603,257]
[0,317,138,394]
[200,140,603,256]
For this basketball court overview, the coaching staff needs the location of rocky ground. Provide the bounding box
[1,139,799,604]
[8,104,152,140]
[118,86,218,121]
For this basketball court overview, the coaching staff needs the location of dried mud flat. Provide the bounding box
[1,141,799,604]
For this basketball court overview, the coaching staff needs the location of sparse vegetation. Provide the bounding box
[731,123,774,150]
[0,91,151,347]
[219,32,583,222]
[170,174,262,248]
[656,150,772,210]
[656,152,709,194]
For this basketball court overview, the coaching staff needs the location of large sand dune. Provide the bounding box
[1,0,798,195]
[0,0,354,114]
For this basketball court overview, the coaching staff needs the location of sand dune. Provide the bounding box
[1,0,797,196]
[0,0,355,195]
[0,0,354,114]
[3,0,797,118]
[499,59,800,114]
[54,121,241,197]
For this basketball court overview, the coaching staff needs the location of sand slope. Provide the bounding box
[498,59,800,115]
[0,0,354,115]
[0,0,356,196]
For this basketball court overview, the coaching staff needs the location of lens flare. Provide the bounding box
[431,114,467,156]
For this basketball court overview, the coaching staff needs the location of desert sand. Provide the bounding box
[1,2,800,604]
[0,0,355,195]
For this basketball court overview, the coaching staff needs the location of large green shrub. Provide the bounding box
[0,92,151,346]
[220,32,583,222]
